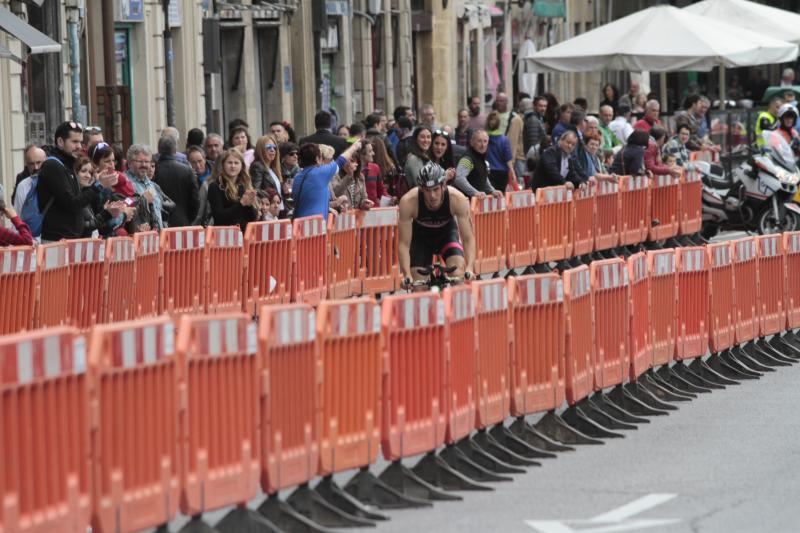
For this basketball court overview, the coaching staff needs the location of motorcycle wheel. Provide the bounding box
[757,207,798,235]
[700,223,720,240]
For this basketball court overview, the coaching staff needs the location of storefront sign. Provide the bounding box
[533,0,566,18]
[118,0,144,22]
[326,0,350,16]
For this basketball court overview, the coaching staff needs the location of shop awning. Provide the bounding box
[0,5,60,54]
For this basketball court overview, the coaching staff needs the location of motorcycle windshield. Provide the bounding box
[762,131,797,171]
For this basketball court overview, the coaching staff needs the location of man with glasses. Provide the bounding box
[126,144,166,230]
[37,121,113,242]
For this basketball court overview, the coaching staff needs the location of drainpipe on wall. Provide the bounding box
[161,0,176,127]
[65,2,83,125]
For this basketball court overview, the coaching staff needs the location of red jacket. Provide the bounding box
[0,216,33,246]
[363,162,386,204]
[633,116,662,133]
[644,140,672,176]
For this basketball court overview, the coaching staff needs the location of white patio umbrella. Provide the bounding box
[684,0,800,45]
[520,5,797,73]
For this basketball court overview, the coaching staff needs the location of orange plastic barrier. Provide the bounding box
[508,273,565,416]
[675,247,709,360]
[732,237,758,344]
[327,211,360,298]
[590,259,629,389]
[706,242,735,353]
[562,266,593,405]
[648,249,677,367]
[756,234,786,336]
[292,215,327,305]
[572,183,595,257]
[0,327,91,533]
[358,207,400,295]
[104,237,136,323]
[594,180,619,251]
[536,185,573,262]
[35,241,70,328]
[442,286,477,444]
[133,231,161,318]
[784,232,800,329]
[627,253,650,381]
[471,196,508,275]
[473,279,512,428]
[87,318,179,533]
[317,298,382,474]
[505,190,537,270]
[160,227,206,315]
[65,238,107,330]
[258,304,320,493]
[618,175,650,246]
[679,168,703,235]
[648,174,680,240]
[205,226,244,313]
[175,313,260,516]
[242,220,293,314]
[0,246,36,334]
[381,292,446,460]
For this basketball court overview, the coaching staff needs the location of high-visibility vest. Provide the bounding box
[755,111,777,146]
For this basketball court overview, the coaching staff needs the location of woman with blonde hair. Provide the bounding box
[250,134,285,210]
[208,149,259,230]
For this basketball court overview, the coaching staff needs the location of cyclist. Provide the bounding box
[398,162,476,289]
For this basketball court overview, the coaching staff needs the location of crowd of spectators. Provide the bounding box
[5,69,789,247]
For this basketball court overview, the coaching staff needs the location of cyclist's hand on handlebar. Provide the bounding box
[464,270,475,282]
[401,277,413,290]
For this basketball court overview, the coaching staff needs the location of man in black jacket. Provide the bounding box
[530,130,587,191]
[154,136,199,227]
[299,110,349,157]
[37,121,109,242]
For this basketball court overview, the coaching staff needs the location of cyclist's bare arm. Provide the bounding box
[449,187,476,278]
[397,189,419,282]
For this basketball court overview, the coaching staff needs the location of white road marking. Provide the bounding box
[525,493,679,533]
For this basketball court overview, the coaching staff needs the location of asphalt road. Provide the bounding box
[366,354,800,533]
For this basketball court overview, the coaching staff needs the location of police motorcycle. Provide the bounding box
[696,130,800,237]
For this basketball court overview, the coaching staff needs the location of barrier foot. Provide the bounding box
[622,382,678,412]
[288,483,377,528]
[656,365,712,394]
[343,467,432,509]
[688,358,740,386]
[741,341,788,368]
[580,254,594,265]
[412,451,493,492]
[521,265,536,275]
[509,417,575,452]
[665,237,683,249]
[315,476,389,521]
[755,338,798,364]
[258,494,336,533]
[576,397,638,430]
[567,257,584,268]
[440,442,514,482]
[779,331,800,351]
[640,371,695,401]
[604,387,668,417]
[708,350,760,380]
[455,436,527,473]
[731,344,777,372]
[178,516,221,533]
[560,403,625,438]
[215,506,283,533]
[472,428,540,467]
[379,460,462,502]
[532,410,604,445]
[591,251,606,261]
[768,336,800,358]
[723,348,767,376]
[589,392,650,423]
[689,232,709,245]
[672,361,726,390]
[488,424,557,459]
[533,263,552,273]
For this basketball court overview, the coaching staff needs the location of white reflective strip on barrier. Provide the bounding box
[208,321,221,356]
[43,336,60,378]
[339,305,349,337]
[225,319,238,353]
[419,297,430,327]
[163,323,174,355]
[122,330,136,368]
[357,302,366,334]
[292,310,303,343]
[17,341,33,384]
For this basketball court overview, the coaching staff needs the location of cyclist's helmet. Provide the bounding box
[778,103,798,121]
[417,162,447,189]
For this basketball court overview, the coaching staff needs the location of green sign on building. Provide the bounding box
[533,0,566,18]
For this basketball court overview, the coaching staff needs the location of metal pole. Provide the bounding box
[100,0,117,139]
[162,0,176,127]
[66,7,83,125]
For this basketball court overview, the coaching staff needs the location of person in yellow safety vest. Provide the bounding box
[756,96,782,147]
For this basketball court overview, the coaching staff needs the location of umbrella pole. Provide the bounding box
[719,65,726,110]
[660,72,668,112]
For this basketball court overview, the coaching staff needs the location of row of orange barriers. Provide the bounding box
[4,229,799,532]
[0,170,702,335]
